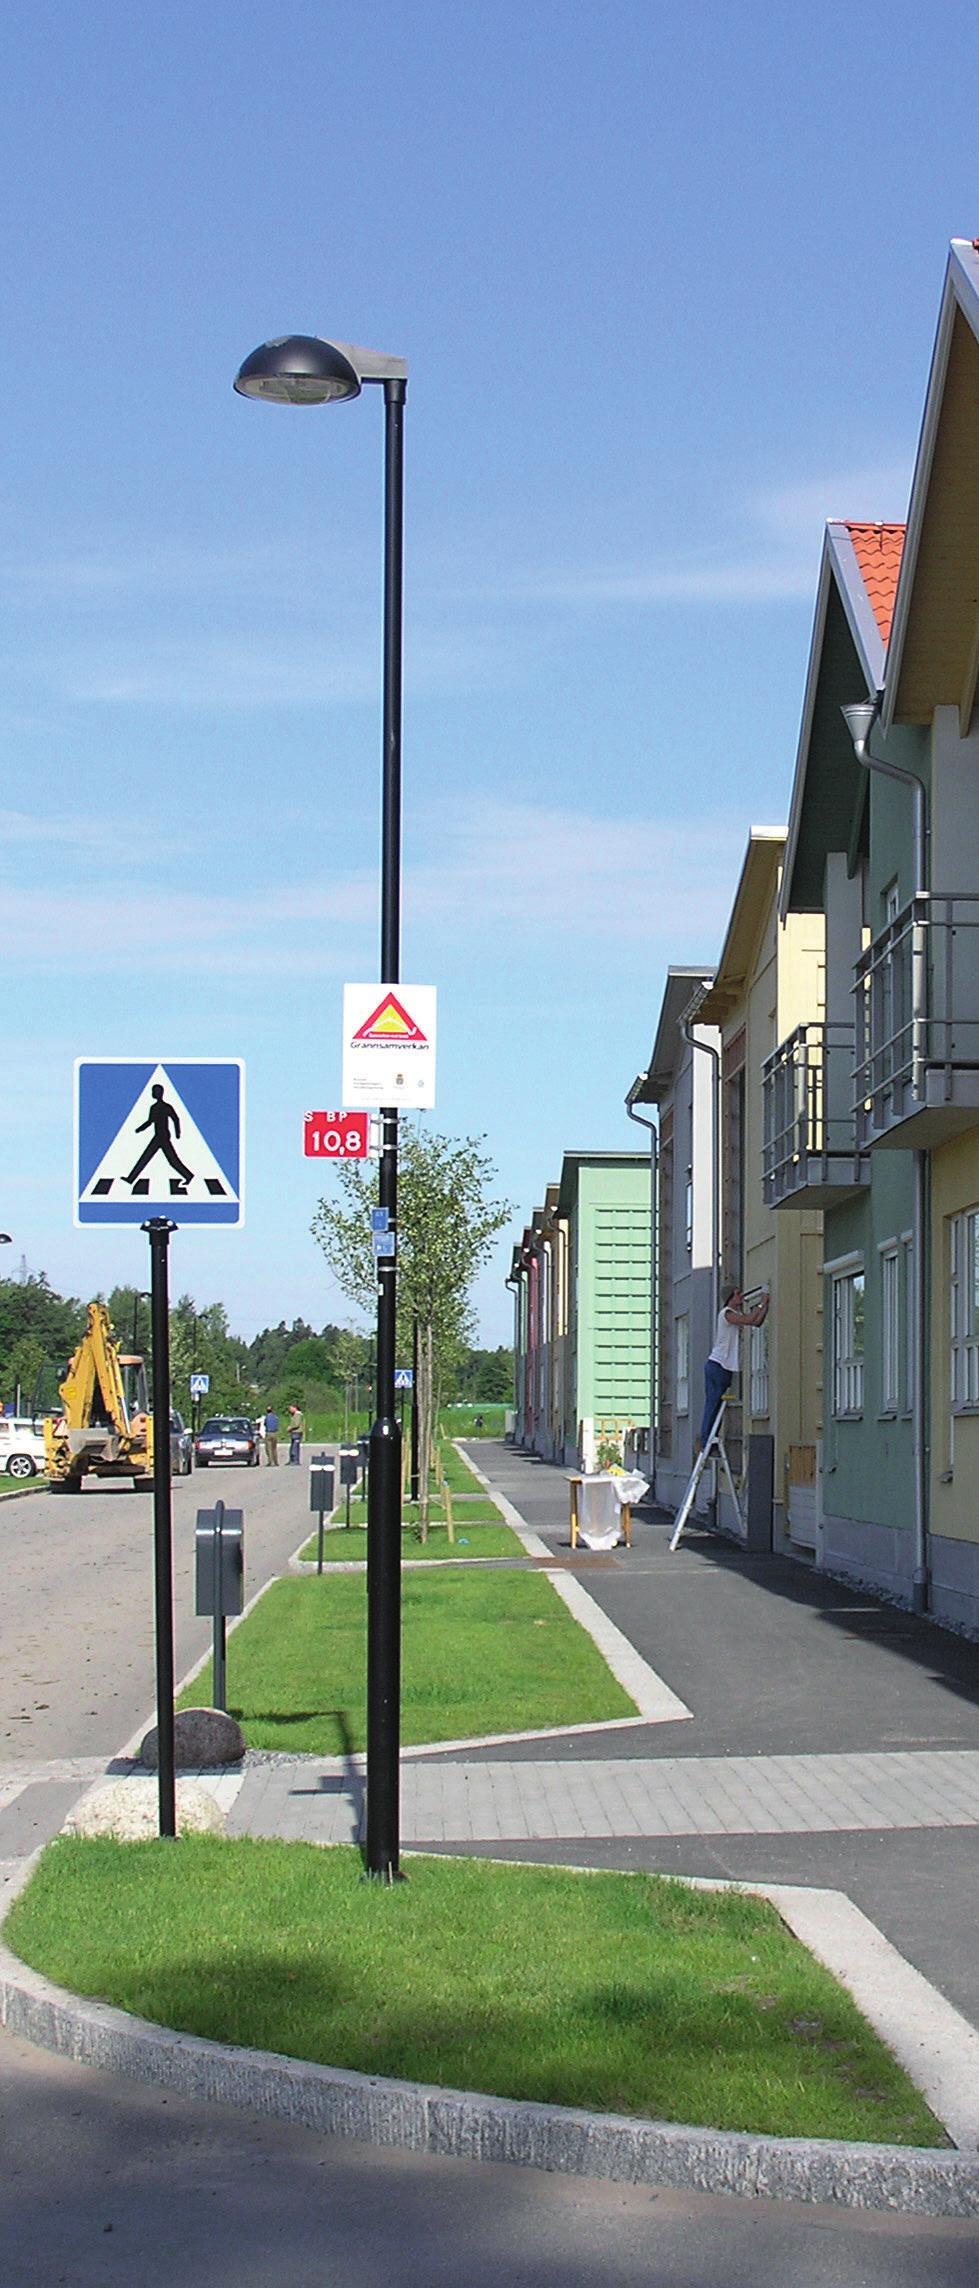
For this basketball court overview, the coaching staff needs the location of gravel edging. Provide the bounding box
[1,1936,977,2216]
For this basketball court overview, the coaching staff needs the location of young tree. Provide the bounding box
[311,1127,511,1535]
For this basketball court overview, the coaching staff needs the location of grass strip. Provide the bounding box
[299,1518,522,1563]
[179,1569,635,1751]
[5,1838,946,2147]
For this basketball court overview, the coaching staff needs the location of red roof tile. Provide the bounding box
[844,522,906,645]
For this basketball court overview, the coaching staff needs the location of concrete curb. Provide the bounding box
[0,1933,976,2216]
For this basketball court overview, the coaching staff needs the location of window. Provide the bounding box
[880,1245,899,1415]
[950,1208,979,1411]
[684,1169,693,1255]
[831,1264,865,1417]
[749,1320,769,1418]
[675,1315,689,1416]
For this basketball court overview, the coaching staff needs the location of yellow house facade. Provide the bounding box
[695,830,825,1548]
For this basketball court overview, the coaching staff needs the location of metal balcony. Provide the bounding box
[763,1023,870,1208]
[854,894,979,1148]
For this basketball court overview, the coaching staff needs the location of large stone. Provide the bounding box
[65,1779,226,1841]
[139,1707,246,1771]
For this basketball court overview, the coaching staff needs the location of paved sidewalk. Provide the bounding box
[228,1746,979,1849]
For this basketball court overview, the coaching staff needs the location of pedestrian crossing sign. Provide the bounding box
[74,1059,244,1226]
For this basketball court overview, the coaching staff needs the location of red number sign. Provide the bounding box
[304,1110,369,1160]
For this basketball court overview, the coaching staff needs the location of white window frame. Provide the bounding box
[901,1232,914,1417]
[749,1320,769,1418]
[879,1241,899,1416]
[675,1314,689,1416]
[828,1255,865,1419]
[949,1207,979,1412]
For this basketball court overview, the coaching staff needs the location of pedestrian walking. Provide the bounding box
[287,1405,304,1465]
[264,1408,279,1466]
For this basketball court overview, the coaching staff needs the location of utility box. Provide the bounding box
[309,1454,336,1513]
[338,1445,360,1489]
[195,1504,245,1618]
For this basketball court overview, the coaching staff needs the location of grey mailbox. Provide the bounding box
[195,1503,244,1617]
[309,1452,336,1575]
[309,1454,336,1514]
[195,1500,244,1713]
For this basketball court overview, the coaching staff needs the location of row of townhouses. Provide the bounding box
[509,237,979,1639]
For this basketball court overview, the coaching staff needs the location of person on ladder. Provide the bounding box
[699,1284,769,1455]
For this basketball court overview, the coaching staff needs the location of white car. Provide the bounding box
[0,1414,48,1480]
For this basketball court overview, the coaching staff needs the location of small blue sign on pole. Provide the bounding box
[370,1207,390,1234]
[394,1367,414,1390]
[75,1059,244,1227]
[372,1231,396,1258]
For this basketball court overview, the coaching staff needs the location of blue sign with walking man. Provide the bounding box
[75,1059,244,1226]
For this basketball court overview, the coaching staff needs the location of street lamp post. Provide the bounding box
[235,335,407,1881]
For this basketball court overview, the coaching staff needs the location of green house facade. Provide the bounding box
[555,1152,652,1469]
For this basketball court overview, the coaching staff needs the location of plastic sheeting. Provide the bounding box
[576,1471,648,1548]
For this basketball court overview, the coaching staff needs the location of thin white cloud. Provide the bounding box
[407,794,739,941]
[495,459,913,609]
[0,793,740,976]
[1,810,118,850]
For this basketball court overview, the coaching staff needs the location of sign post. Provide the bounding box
[146,1217,178,1836]
[75,1058,244,1840]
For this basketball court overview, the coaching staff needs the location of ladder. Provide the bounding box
[668,1393,744,1552]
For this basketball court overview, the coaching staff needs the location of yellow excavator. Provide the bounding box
[44,1302,154,1491]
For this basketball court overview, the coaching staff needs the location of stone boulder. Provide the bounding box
[66,1778,225,1842]
[139,1706,246,1770]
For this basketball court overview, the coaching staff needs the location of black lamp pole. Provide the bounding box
[234,335,407,1880]
[366,376,405,1880]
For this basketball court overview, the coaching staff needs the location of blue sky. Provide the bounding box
[1,2,977,1346]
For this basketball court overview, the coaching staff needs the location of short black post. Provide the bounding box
[145,1217,177,1838]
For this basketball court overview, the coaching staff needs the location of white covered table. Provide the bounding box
[568,1470,648,1550]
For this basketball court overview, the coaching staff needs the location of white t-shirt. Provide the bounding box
[708,1308,741,1374]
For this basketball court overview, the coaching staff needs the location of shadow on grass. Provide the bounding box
[40,1941,941,2145]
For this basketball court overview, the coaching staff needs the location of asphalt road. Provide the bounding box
[1,1452,977,2280]
[2,2027,977,2288]
[0,1456,312,1767]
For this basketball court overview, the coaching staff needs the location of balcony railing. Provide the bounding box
[763,1022,870,1208]
[854,894,979,1147]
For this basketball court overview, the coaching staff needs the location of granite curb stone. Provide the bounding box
[0,1936,976,2216]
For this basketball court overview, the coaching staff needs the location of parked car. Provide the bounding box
[169,1409,193,1475]
[0,1414,49,1480]
[194,1415,258,1468]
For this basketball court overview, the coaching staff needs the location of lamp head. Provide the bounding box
[234,336,361,405]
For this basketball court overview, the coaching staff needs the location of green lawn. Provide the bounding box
[300,1516,523,1563]
[179,1568,635,1751]
[5,1838,945,2147]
